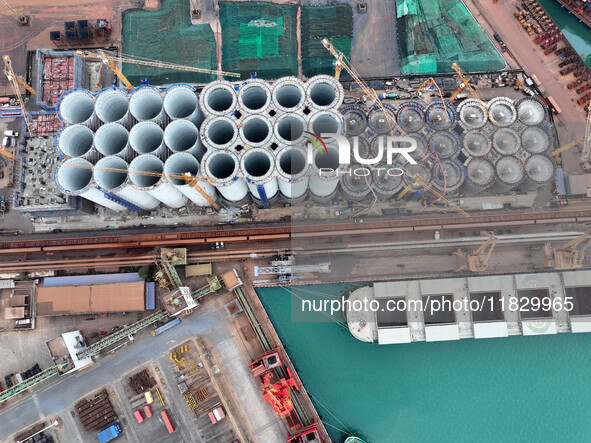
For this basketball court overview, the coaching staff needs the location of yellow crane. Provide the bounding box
[395,177,419,199]
[76,50,134,91]
[4,69,36,96]
[1,0,28,25]
[550,137,583,158]
[542,227,591,270]
[448,73,472,102]
[451,62,486,108]
[454,231,498,272]
[3,55,34,136]
[416,176,470,218]
[182,172,221,211]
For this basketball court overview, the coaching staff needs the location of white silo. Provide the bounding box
[128,155,187,208]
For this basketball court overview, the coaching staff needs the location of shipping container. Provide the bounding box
[547,96,562,114]
[151,318,181,336]
[134,410,144,423]
[97,423,122,443]
[143,405,152,418]
[160,410,175,433]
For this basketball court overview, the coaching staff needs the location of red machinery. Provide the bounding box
[287,423,325,443]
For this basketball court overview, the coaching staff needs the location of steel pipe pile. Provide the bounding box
[487,97,517,127]
[341,104,368,136]
[368,104,397,134]
[239,115,274,148]
[516,97,548,126]
[522,154,555,191]
[431,159,466,193]
[397,102,425,133]
[520,126,550,154]
[309,142,341,199]
[372,164,404,199]
[490,156,525,193]
[274,113,307,146]
[200,116,239,150]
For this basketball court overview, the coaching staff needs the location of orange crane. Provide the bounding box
[448,72,472,101]
[3,55,34,136]
[454,231,498,272]
[182,172,220,211]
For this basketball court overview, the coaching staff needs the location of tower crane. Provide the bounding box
[3,55,34,136]
[1,0,28,25]
[454,231,498,272]
[451,62,486,108]
[542,226,591,270]
[448,73,472,101]
[182,172,221,211]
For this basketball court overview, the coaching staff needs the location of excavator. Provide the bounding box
[454,231,498,272]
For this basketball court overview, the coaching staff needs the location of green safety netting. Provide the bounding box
[301,5,353,77]
[219,1,298,79]
[397,0,505,75]
[121,0,217,85]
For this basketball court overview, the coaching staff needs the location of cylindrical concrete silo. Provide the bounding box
[55,158,125,211]
[521,154,555,191]
[200,116,239,150]
[306,75,344,111]
[94,123,130,159]
[199,80,238,117]
[308,110,343,137]
[201,150,249,203]
[339,164,372,201]
[431,159,466,193]
[95,87,129,124]
[461,158,496,194]
[458,99,487,130]
[372,164,404,199]
[521,126,551,155]
[129,86,164,124]
[93,156,160,210]
[240,147,278,203]
[164,119,206,160]
[487,97,516,127]
[308,142,341,200]
[274,146,310,202]
[56,124,94,159]
[428,131,461,159]
[492,128,521,156]
[425,100,458,130]
[273,113,307,147]
[340,104,368,136]
[516,96,548,126]
[396,101,425,133]
[367,103,397,134]
[128,155,187,208]
[163,152,218,206]
[238,78,272,114]
[461,130,492,158]
[57,89,95,125]
[129,121,165,157]
[271,77,306,113]
[490,156,525,193]
[351,137,373,162]
[163,84,198,120]
[239,115,274,148]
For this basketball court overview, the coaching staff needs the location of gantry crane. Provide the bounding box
[542,227,591,270]
[1,0,28,25]
[3,55,34,136]
[454,231,498,272]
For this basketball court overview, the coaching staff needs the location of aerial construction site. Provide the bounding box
[1,0,591,442]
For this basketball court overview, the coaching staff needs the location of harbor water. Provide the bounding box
[258,284,591,442]
[539,0,591,68]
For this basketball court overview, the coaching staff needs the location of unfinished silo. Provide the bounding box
[368,103,397,134]
[516,97,548,126]
[351,137,373,162]
[94,123,129,159]
[128,155,188,208]
[491,156,525,193]
[240,147,278,204]
[129,86,164,123]
[309,142,341,200]
[239,115,274,148]
[238,78,272,114]
[461,130,492,157]
[339,164,372,201]
[274,146,310,203]
[306,75,344,111]
[521,126,551,154]
[461,158,496,194]
[200,116,239,150]
[396,102,425,133]
[56,124,94,159]
[458,99,487,130]
[129,121,165,157]
[57,89,94,125]
[341,104,368,136]
[55,158,126,211]
[271,76,306,113]
[308,110,344,137]
[493,128,521,156]
[93,156,159,210]
[274,113,307,146]
[431,159,466,193]
[164,119,206,160]
[521,154,555,191]
[199,80,238,117]
[201,149,249,204]
[163,152,218,207]
[163,84,198,120]
[95,88,129,124]
[487,97,517,127]
[402,163,431,193]
[425,100,458,130]
[428,131,461,159]
[372,164,404,199]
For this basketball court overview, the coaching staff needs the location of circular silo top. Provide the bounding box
[521,126,550,154]
[526,155,555,183]
[496,156,525,185]
[462,130,492,157]
[493,129,520,155]
[517,97,548,126]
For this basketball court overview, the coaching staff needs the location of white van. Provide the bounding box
[3,130,18,137]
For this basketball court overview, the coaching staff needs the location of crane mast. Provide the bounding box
[3,55,34,136]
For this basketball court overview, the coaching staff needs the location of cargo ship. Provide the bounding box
[554,0,591,29]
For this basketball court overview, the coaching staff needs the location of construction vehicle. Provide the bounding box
[1,0,28,25]
[97,423,122,443]
[542,227,591,270]
[3,55,34,136]
[182,172,220,211]
[454,231,498,272]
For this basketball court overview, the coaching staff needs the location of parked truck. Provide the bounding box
[151,318,181,336]
[97,423,122,443]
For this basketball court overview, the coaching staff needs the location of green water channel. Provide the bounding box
[258,284,591,443]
